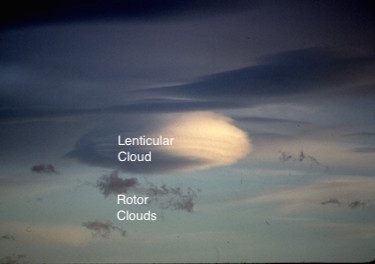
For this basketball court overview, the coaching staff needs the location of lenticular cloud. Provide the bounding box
[155,112,251,171]
[68,111,251,174]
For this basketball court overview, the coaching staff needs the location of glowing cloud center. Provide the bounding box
[154,111,252,172]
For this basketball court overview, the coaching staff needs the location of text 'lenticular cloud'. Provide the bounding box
[68,111,251,174]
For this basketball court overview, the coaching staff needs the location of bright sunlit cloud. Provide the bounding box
[155,111,252,172]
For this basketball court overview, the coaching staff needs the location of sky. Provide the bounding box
[0,0,375,263]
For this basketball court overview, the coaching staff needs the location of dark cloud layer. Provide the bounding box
[0,0,257,30]
[1,48,374,124]
[82,220,126,238]
[143,48,375,103]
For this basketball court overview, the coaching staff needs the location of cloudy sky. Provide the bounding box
[1,0,375,262]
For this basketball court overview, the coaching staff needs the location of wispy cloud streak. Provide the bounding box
[321,198,374,209]
[279,151,320,166]
[82,220,126,238]
[145,183,198,212]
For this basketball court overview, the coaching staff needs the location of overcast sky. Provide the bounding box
[1,1,375,263]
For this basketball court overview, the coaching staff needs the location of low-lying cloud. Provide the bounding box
[321,198,374,209]
[31,164,57,174]
[245,177,375,213]
[321,198,341,206]
[96,171,199,212]
[82,220,126,238]
[145,183,198,212]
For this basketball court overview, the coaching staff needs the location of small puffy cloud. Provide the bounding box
[321,198,341,206]
[68,111,251,174]
[1,234,15,241]
[82,220,126,238]
[96,171,138,197]
[31,164,57,174]
[279,151,319,165]
[348,200,372,209]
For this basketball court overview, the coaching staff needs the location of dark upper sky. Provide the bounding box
[0,0,259,29]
